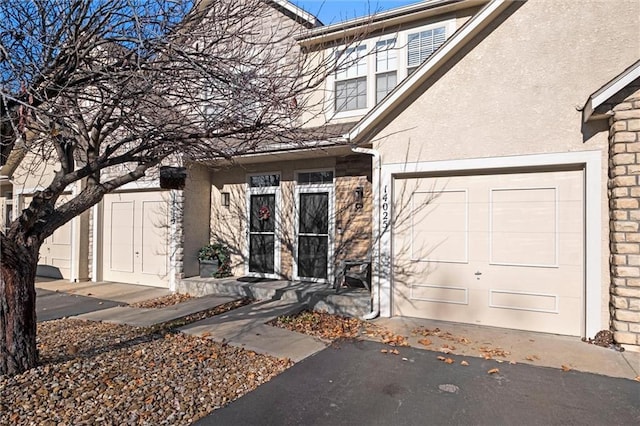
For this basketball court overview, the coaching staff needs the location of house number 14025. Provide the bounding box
[381,185,389,231]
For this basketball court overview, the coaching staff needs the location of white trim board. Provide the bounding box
[379,150,603,338]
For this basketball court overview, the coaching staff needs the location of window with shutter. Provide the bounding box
[407,26,446,74]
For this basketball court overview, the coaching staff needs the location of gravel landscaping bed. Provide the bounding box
[1,302,291,425]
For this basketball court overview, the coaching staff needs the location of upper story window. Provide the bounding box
[407,26,446,74]
[335,45,367,112]
[375,38,398,104]
[327,19,455,119]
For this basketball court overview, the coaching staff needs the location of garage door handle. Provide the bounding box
[474,271,482,276]
[135,251,140,255]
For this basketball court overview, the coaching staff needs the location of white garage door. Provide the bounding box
[23,195,73,279]
[102,191,169,287]
[392,169,584,336]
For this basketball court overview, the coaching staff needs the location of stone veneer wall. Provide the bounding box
[334,155,373,261]
[609,86,640,348]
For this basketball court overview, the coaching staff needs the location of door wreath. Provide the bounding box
[258,205,271,221]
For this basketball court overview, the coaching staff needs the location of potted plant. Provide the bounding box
[198,243,232,278]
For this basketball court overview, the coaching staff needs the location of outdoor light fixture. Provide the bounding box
[354,186,364,210]
[221,192,230,207]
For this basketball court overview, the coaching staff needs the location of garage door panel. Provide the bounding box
[393,169,584,336]
[103,192,169,287]
[109,201,135,273]
[411,283,469,305]
[412,190,468,263]
[141,200,168,276]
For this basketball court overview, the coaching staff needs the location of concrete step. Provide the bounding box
[178,277,372,318]
[309,289,372,318]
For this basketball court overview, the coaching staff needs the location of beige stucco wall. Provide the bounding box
[371,0,640,330]
[182,163,212,277]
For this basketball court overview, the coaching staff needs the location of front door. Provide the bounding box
[294,171,334,282]
[297,192,330,280]
[247,173,280,277]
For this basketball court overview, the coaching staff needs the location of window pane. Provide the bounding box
[249,174,280,187]
[250,194,275,232]
[376,38,397,73]
[336,45,367,79]
[335,77,367,112]
[299,193,329,234]
[297,236,328,279]
[249,234,275,274]
[376,72,397,104]
[297,171,334,185]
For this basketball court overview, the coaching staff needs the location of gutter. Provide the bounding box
[350,145,381,320]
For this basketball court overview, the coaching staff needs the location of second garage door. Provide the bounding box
[102,191,169,287]
[23,194,73,279]
[392,169,584,336]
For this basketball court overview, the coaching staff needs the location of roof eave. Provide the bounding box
[296,0,487,46]
[271,0,323,29]
[345,0,512,143]
[583,59,640,123]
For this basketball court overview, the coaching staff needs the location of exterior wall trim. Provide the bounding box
[379,150,603,338]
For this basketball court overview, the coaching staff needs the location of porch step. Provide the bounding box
[178,276,372,318]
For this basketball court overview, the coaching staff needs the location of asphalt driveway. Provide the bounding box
[36,288,122,322]
[199,339,640,426]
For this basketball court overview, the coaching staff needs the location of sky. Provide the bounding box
[291,0,423,25]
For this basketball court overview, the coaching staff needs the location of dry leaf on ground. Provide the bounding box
[444,358,454,364]
[460,360,469,366]
[437,356,446,361]
[561,365,572,372]
[487,368,500,374]
[418,338,432,347]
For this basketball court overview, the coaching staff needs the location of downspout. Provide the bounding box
[350,145,381,320]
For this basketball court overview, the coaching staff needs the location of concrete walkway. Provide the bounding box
[180,299,328,362]
[36,279,640,379]
[36,279,328,362]
[370,317,640,381]
[74,294,238,327]
[35,279,171,304]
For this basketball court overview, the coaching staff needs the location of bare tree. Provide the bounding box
[0,0,335,376]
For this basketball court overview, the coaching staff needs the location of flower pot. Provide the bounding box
[199,259,219,278]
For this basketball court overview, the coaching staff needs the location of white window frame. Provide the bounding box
[334,45,368,114]
[375,37,399,104]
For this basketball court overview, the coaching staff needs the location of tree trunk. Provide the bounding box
[0,236,39,376]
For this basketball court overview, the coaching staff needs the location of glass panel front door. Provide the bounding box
[249,194,276,274]
[297,192,329,279]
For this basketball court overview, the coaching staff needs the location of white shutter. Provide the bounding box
[407,33,421,68]
[407,26,447,69]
